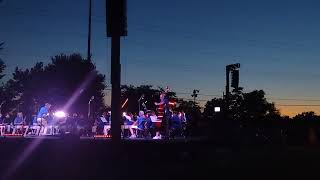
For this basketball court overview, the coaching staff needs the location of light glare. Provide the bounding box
[54,111,66,118]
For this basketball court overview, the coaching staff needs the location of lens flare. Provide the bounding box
[54,111,66,118]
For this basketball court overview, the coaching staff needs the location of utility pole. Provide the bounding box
[191,89,199,106]
[106,0,127,143]
[87,0,92,61]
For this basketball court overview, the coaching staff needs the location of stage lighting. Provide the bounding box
[214,107,221,112]
[54,111,66,118]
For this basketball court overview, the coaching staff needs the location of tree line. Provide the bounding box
[1,45,320,143]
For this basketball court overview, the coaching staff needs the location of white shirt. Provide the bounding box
[150,115,159,122]
[100,116,108,123]
[124,115,133,121]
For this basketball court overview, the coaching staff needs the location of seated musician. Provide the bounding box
[147,111,161,139]
[170,111,182,138]
[3,113,13,134]
[12,112,28,135]
[144,111,154,135]
[99,112,109,135]
[0,113,5,135]
[36,103,51,135]
[137,111,146,128]
[136,111,146,137]
[29,116,40,135]
[77,114,90,136]
[0,113,3,123]
[106,111,111,124]
[123,112,136,138]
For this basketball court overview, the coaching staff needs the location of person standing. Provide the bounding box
[154,87,171,139]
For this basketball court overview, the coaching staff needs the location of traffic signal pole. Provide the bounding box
[225,63,240,101]
[225,66,230,102]
[110,33,121,143]
[107,0,127,143]
[225,63,240,118]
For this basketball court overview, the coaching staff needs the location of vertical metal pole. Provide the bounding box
[226,66,230,101]
[87,0,92,61]
[88,102,91,119]
[111,35,121,142]
[225,66,230,122]
[138,100,141,112]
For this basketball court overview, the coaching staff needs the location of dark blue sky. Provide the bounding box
[1,0,320,116]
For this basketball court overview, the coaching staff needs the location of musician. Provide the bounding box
[0,113,2,123]
[124,112,136,138]
[148,110,161,139]
[179,111,187,137]
[67,113,79,135]
[3,112,12,124]
[13,112,24,125]
[3,113,13,133]
[170,111,182,139]
[136,111,147,137]
[37,103,51,121]
[98,112,109,135]
[107,111,111,124]
[155,88,171,139]
[144,111,153,133]
[77,114,90,136]
[0,113,5,135]
[12,112,28,135]
[179,111,186,123]
[37,103,51,135]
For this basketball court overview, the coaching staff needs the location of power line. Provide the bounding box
[175,92,222,97]
[267,98,320,102]
[106,87,320,103]
[277,105,320,107]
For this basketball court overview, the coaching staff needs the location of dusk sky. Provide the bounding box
[1,0,320,116]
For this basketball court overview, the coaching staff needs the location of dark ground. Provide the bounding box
[1,136,320,180]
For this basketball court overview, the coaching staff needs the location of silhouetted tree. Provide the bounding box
[175,98,202,135]
[292,111,320,122]
[121,85,159,114]
[233,90,280,123]
[0,42,7,114]
[290,112,320,145]
[121,85,177,114]
[203,98,224,121]
[191,89,199,105]
[203,89,282,142]
[0,42,5,80]
[5,53,106,123]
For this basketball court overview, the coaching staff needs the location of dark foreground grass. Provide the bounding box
[0,137,320,179]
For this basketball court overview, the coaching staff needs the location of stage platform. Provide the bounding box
[0,135,207,142]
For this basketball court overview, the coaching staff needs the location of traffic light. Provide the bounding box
[106,0,127,37]
[231,69,239,89]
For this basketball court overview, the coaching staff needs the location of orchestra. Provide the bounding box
[0,87,188,139]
